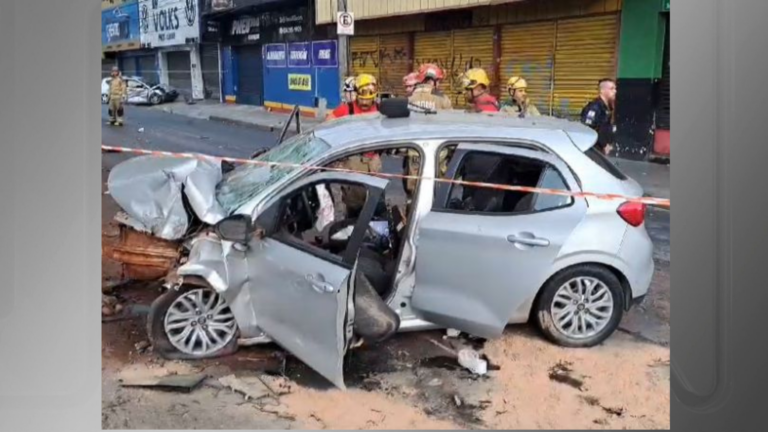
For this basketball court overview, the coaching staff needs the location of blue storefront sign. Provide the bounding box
[288,42,311,68]
[101,1,140,51]
[264,43,287,68]
[312,40,338,68]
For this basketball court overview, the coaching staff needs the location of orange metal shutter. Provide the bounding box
[350,36,380,81]
[378,34,411,96]
[552,14,620,119]
[500,21,556,115]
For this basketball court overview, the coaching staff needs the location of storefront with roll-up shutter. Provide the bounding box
[500,21,556,115]
[350,33,411,97]
[200,43,222,101]
[167,51,194,99]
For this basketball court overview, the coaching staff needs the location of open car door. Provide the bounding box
[244,171,390,389]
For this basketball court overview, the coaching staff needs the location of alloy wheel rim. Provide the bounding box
[164,289,237,356]
[550,277,614,340]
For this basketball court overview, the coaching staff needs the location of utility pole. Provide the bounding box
[337,0,349,80]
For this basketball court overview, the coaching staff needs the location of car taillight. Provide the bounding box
[617,202,646,227]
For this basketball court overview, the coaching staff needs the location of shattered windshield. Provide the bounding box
[216,133,331,213]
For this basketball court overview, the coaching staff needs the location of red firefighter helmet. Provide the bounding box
[417,63,445,83]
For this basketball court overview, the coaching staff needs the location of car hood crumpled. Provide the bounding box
[108,155,227,241]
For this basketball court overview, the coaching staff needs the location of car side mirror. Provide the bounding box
[214,215,260,244]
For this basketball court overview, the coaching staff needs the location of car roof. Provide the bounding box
[312,110,598,152]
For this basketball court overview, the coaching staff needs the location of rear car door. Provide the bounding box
[245,172,389,389]
[411,143,588,339]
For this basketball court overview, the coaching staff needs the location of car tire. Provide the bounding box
[147,285,239,360]
[149,93,162,105]
[534,265,624,348]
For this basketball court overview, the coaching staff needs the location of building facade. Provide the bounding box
[202,0,341,115]
[316,0,670,160]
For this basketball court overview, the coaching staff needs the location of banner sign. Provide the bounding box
[102,1,141,52]
[288,74,312,91]
[264,43,287,68]
[140,0,201,48]
[288,42,311,68]
[311,40,338,68]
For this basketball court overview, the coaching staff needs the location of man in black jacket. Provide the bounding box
[580,78,617,155]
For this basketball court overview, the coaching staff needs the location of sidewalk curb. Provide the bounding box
[207,115,280,133]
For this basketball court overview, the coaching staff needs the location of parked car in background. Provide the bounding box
[104,101,654,389]
[101,76,179,105]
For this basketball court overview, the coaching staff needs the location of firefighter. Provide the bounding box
[342,76,356,103]
[107,66,128,126]
[460,68,499,113]
[580,78,618,155]
[408,64,453,112]
[327,74,379,120]
[501,76,541,118]
[402,72,419,97]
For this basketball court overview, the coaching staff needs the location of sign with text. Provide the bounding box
[102,1,140,51]
[264,43,287,68]
[288,42,311,68]
[224,14,260,44]
[140,0,201,48]
[337,11,354,36]
[288,74,312,91]
[311,40,338,68]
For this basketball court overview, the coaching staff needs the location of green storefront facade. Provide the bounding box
[616,0,670,159]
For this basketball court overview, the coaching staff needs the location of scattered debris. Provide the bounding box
[579,395,627,417]
[593,418,609,425]
[138,128,145,133]
[458,349,488,375]
[603,405,627,417]
[427,378,443,387]
[581,395,601,407]
[453,395,463,407]
[218,374,272,402]
[445,328,461,338]
[119,373,206,392]
[134,341,150,353]
[548,361,586,391]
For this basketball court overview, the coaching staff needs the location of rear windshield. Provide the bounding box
[585,147,628,180]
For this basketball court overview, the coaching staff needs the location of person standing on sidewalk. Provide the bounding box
[580,78,617,155]
[107,66,128,126]
[501,76,541,118]
[460,68,500,113]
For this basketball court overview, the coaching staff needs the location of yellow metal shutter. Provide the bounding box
[350,36,380,81]
[378,34,410,96]
[500,21,556,115]
[552,14,619,119]
[414,31,452,99]
[451,27,495,108]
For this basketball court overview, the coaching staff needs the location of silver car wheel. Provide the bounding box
[550,277,614,340]
[164,289,237,356]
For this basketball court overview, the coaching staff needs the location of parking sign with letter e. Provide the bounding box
[337,11,354,36]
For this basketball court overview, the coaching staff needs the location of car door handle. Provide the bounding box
[507,234,550,247]
[305,273,335,293]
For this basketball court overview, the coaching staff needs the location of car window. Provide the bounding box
[216,133,332,213]
[274,181,369,261]
[440,151,572,214]
[127,80,143,89]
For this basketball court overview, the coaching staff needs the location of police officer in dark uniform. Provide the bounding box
[580,78,617,155]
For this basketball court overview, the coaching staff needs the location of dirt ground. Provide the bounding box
[101,155,670,430]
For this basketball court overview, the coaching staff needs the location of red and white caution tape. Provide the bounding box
[101,144,670,208]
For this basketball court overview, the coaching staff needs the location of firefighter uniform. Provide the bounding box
[408,84,453,111]
[108,74,128,125]
[580,97,616,152]
[501,102,541,118]
[341,153,382,215]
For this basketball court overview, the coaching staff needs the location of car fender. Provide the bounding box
[508,250,635,323]
[177,235,262,339]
